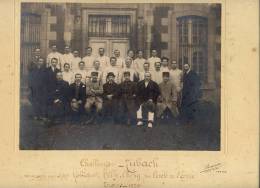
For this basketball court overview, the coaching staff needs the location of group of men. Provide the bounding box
[27,45,201,128]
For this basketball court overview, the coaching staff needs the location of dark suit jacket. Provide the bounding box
[69,82,86,103]
[46,66,60,92]
[136,80,160,104]
[49,80,70,104]
[103,81,119,100]
[181,70,201,107]
[118,80,137,99]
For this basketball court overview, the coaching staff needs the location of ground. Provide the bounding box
[20,101,220,150]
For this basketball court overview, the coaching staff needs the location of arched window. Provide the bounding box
[177,16,208,82]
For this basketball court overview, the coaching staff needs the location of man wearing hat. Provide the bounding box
[136,72,160,128]
[85,71,103,124]
[157,72,179,120]
[103,72,119,121]
[69,73,86,122]
[118,71,138,125]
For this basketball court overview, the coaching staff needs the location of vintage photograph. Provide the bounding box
[20,3,221,150]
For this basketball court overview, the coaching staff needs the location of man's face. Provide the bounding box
[128,51,134,58]
[172,62,177,69]
[144,73,151,81]
[37,59,44,67]
[125,57,132,68]
[124,74,130,81]
[108,76,115,82]
[64,64,70,71]
[184,64,190,72]
[151,50,157,57]
[64,47,70,53]
[51,59,58,67]
[162,59,168,67]
[114,50,120,57]
[73,51,79,57]
[110,58,116,66]
[94,61,100,70]
[86,48,92,56]
[92,75,98,82]
[35,48,41,56]
[155,62,161,71]
[137,51,143,58]
[143,63,149,71]
[99,48,105,56]
[51,46,57,52]
[75,74,82,83]
[79,62,85,70]
[163,76,169,82]
[56,72,63,81]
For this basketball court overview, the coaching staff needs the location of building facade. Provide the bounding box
[21,3,221,103]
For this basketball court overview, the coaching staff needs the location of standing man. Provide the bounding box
[96,48,110,71]
[160,57,170,73]
[181,63,201,125]
[156,72,179,120]
[113,49,124,69]
[61,45,73,71]
[148,49,161,71]
[136,72,160,128]
[47,45,62,69]
[102,57,121,84]
[86,60,103,84]
[85,72,103,124]
[133,50,146,73]
[151,61,163,84]
[62,63,74,85]
[48,71,70,124]
[170,60,183,108]
[28,47,41,72]
[28,57,48,120]
[71,50,82,71]
[103,72,119,122]
[82,47,96,71]
[69,73,86,122]
[127,49,135,59]
[74,61,87,84]
[118,71,138,125]
[46,58,60,94]
[120,57,138,82]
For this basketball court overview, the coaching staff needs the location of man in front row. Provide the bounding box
[156,72,179,121]
[85,72,103,124]
[136,72,160,128]
[69,73,86,122]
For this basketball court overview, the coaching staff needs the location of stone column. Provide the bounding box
[137,4,145,51]
[63,4,73,47]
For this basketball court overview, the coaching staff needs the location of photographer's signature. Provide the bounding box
[200,163,227,173]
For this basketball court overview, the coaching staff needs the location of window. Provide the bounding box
[88,15,131,38]
[177,16,208,82]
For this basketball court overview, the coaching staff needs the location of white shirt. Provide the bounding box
[86,68,103,83]
[47,52,63,69]
[82,55,96,71]
[160,66,170,73]
[71,57,82,72]
[103,66,121,84]
[120,67,137,82]
[74,69,87,84]
[133,58,146,73]
[170,68,183,92]
[115,57,125,69]
[148,56,161,71]
[151,69,163,84]
[61,53,74,71]
[62,71,74,85]
[96,55,110,71]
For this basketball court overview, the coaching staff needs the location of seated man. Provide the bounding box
[136,72,160,128]
[118,71,138,125]
[85,72,103,124]
[156,72,179,121]
[103,72,119,122]
[48,71,70,124]
[69,73,86,122]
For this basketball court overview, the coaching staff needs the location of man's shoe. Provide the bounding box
[148,122,153,128]
[137,121,143,126]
